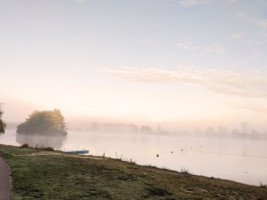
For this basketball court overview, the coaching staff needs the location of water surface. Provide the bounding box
[1,129,267,186]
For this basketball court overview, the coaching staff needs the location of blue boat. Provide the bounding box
[63,150,89,154]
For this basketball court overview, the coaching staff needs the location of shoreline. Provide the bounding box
[1,135,267,187]
[0,144,266,199]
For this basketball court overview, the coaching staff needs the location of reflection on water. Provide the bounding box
[1,129,267,186]
[16,134,67,149]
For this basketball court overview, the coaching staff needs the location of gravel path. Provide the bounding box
[0,154,11,200]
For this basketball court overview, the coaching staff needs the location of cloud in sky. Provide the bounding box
[102,67,267,98]
[176,42,199,50]
[204,45,227,55]
[75,0,86,4]
[225,0,239,4]
[237,12,267,30]
[176,42,187,49]
[178,0,214,7]
[251,18,267,29]
[176,42,225,54]
[247,40,266,46]
[236,104,267,114]
[230,33,246,39]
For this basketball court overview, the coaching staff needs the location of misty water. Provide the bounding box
[1,129,267,186]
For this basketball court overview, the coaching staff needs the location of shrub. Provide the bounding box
[20,144,29,148]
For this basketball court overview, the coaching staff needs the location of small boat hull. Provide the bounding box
[63,150,89,154]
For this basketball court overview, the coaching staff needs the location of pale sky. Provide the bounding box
[1,0,267,126]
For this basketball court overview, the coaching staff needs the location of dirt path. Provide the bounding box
[0,154,11,200]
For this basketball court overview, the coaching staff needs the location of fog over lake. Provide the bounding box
[1,1,267,197]
[1,128,266,186]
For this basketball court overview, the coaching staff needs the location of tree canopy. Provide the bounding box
[0,109,6,134]
[16,109,67,136]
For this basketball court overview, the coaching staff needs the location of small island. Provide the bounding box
[17,109,67,136]
[16,109,67,148]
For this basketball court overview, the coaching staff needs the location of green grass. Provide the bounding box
[0,144,267,200]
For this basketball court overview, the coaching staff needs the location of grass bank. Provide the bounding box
[0,144,266,200]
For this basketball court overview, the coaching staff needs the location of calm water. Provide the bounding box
[1,129,267,186]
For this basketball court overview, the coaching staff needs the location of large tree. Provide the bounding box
[17,109,67,136]
[0,109,6,134]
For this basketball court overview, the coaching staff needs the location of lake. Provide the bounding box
[1,129,267,186]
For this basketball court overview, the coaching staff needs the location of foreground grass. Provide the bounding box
[0,144,266,200]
